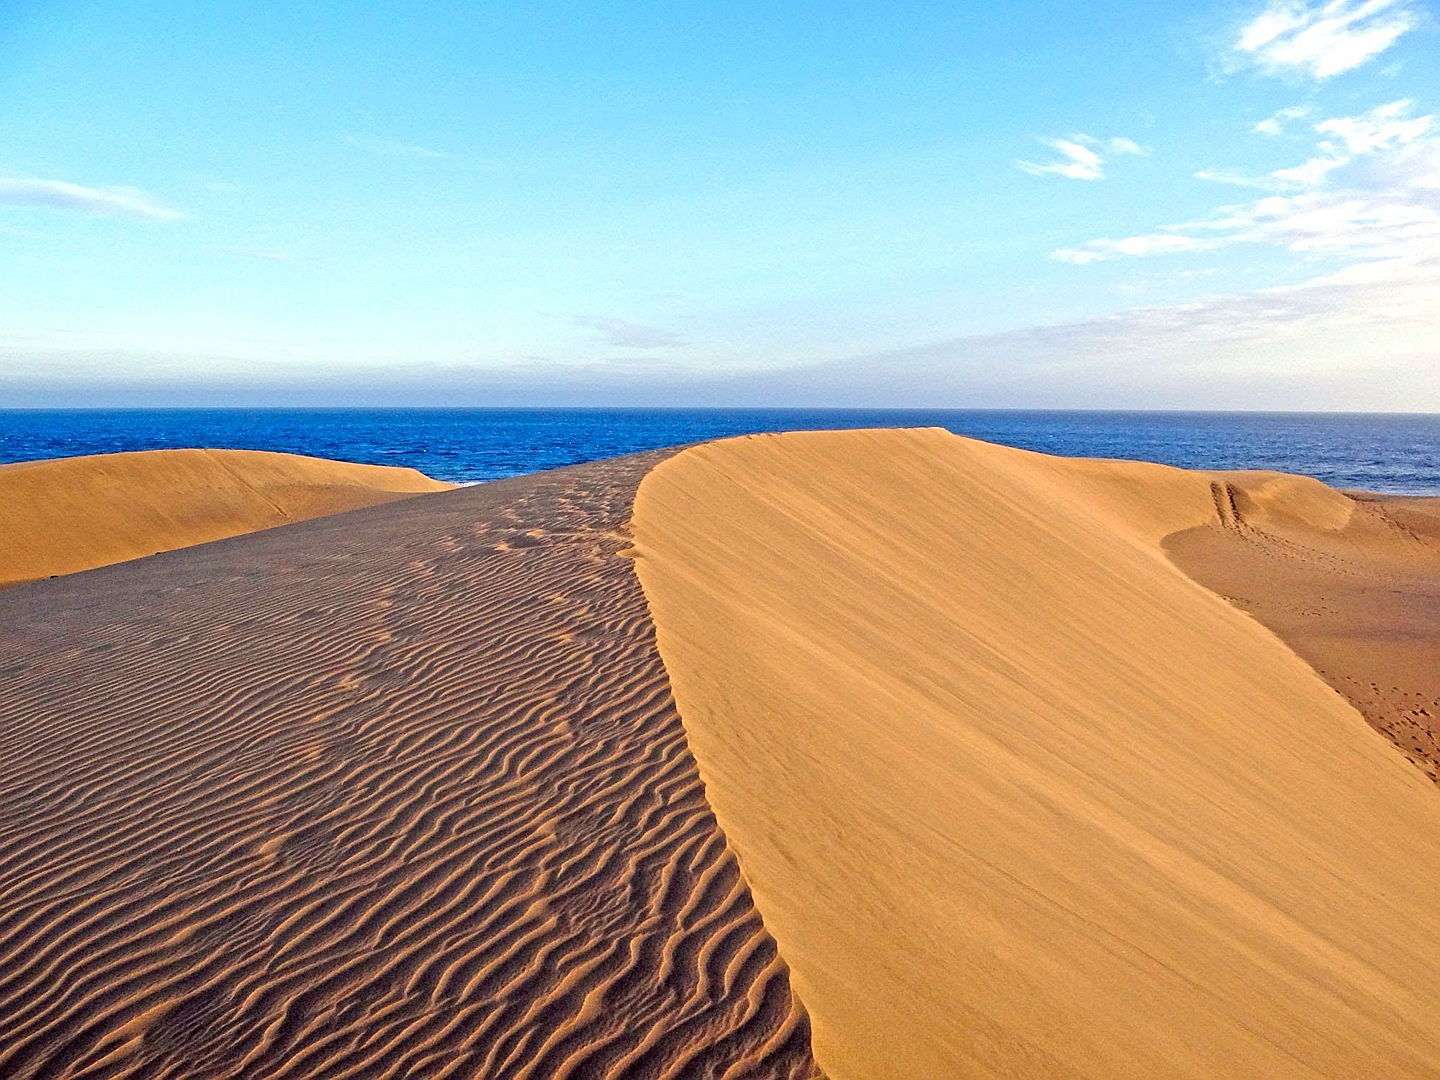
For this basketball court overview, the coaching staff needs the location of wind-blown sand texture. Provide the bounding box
[632,428,1440,1080]
[0,451,818,1080]
[0,448,452,587]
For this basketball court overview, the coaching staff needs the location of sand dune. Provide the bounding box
[632,429,1440,1079]
[0,453,817,1079]
[0,448,452,587]
[4,428,1437,1079]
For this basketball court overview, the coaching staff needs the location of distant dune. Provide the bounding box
[1,429,1437,1079]
[633,429,1440,1079]
[0,448,452,586]
[1168,482,1440,784]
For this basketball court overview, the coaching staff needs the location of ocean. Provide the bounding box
[1,408,1437,495]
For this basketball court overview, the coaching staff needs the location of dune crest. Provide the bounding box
[0,448,452,586]
[632,428,1440,1079]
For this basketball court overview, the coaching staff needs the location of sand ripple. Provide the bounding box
[0,451,818,1080]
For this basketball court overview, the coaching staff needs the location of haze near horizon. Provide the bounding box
[2,0,1437,409]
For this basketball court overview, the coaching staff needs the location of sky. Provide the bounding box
[1,0,1437,409]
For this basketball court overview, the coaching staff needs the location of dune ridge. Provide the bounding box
[632,428,1440,1080]
[0,448,452,587]
[0,452,818,1079]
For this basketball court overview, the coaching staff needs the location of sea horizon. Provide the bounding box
[4,406,1437,495]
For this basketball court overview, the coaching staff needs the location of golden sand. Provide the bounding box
[0,448,452,586]
[633,428,1440,1079]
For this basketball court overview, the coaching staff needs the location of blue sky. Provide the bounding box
[2,0,1437,407]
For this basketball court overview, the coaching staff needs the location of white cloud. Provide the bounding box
[1054,234,1225,264]
[343,134,450,159]
[1194,169,1279,188]
[1227,191,1440,253]
[1019,139,1103,180]
[0,176,183,220]
[1316,97,1434,152]
[574,315,686,348]
[1071,99,1440,266]
[1380,135,1440,189]
[1054,188,1440,265]
[1105,137,1147,156]
[1202,100,1433,192]
[1231,0,1419,80]
[1269,152,1351,186]
[1017,133,1145,181]
[1253,104,1313,134]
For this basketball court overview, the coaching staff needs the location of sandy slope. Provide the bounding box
[0,448,452,587]
[0,453,817,1080]
[1167,483,1440,783]
[633,428,1440,1080]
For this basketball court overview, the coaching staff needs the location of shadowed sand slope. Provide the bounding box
[1166,482,1440,783]
[632,428,1440,1080]
[0,452,818,1080]
[0,449,453,587]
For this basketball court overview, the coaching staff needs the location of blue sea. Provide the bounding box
[1,409,1437,495]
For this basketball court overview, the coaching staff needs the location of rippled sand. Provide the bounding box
[0,451,817,1079]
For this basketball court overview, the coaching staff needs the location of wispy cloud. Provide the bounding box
[1270,152,1353,187]
[1253,104,1313,135]
[1054,191,1440,264]
[1317,97,1434,152]
[343,134,450,159]
[1016,134,1145,181]
[1061,99,1439,264]
[574,316,687,348]
[1231,0,1419,80]
[0,176,184,220]
[1200,100,1433,191]
[1055,233,1227,264]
